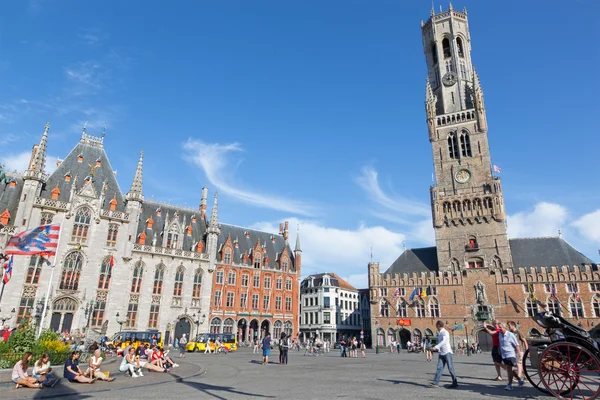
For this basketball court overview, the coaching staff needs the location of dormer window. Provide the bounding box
[186,225,192,236]
[156,208,161,216]
[196,241,203,253]
[138,232,146,245]
[96,158,102,166]
[65,173,71,182]
[147,217,153,229]
[109,198,117,211]
[51,186,60,200]
[77,155,83,163]
[223,249,232,264]
[466,236,478,251]
[253,253,261,268]
[468,257,484,269]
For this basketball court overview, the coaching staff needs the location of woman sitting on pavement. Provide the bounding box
[85,349,115,381]
[120,347,143,377]
[33,353,58,387]
[12,352,41,389]
[136,346,171,373]
[64,351,95,383]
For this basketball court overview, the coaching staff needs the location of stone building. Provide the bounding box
[368,5,598,351]
[0,126,299,343]
[299,273,361,342]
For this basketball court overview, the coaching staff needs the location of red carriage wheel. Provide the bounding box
[523,347,553,394]
[539,342,600,399]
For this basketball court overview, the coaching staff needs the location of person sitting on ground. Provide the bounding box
[76,341,86,352]
[88,342,99,352]
[161,347,178,367]
[85,349,115,381]
[151,346,165,368]
[120,347,143,377]
[12,352,41,389]
[135,346,170,373]
[33,353,58,387]
[64,351,95,384]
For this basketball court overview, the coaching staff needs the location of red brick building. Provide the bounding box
[209,221,301,342]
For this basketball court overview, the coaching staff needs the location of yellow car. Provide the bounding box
[186,333,237,352]
[107,330,163,350]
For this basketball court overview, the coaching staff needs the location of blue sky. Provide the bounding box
[1,1,599,288]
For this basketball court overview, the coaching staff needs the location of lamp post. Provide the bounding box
[464,317,471,356]
[0,307,16,326]
[192,313,206,336]
[84,299,95,330]
[34,299,46,329]
[375,320,379,354]
[115,312,125,333]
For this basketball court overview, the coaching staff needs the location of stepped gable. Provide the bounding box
[0,174,24,226]
[137,201,207,250]
[218,224,294,269]
[384,246,439,275]
[510,237,595,269]
[40,135,125,211]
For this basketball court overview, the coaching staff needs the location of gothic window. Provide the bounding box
[152,264,164,295]
[131,262,144,293]
[456,37,464,57]
[431,42,438,65]
[281,257,288,271]
[569,296,584,318]
[547,298,561,315]
[397,299,408,317]
[467,258,484,269]
[71,207,91,243]
[106,223,118,247]
[526,298,538,317]
[415,299,426,318]
[25,256,44,285]
[192,269,202,298]
[40,212,53,225]
[492,256,502,270]
[241,273,249,287]
[148,305,159,328]
[484,197,493,210]
[91,301,106,328]
[452,201,461,214]
[275,296,282,310]
[166,229,179,249]
[442,38,451,58]
[263,295,270,310]
[210,317,222,334]
[460,130,472,157]
[253,252,262,268]
[173,266,184,296]
[593,295,600,317]
[379,300,389,317]
[60,251,83,290]
[429,298,440,317]
[447,133,459,159]
[215,269,224,284]
[223,318,234,333]
[467,236,478,249]
[285,296,292,311]
[227,271,236,285]
[17,297,34,324]
[97,257,113,290]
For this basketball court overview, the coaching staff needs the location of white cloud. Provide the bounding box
[572,209,600,242]
[183,139,316,216]
[251,217,406,289]
[1,151,59,175]
[356,166,430,219]
[65,61,102,89]
[507,202,568,238]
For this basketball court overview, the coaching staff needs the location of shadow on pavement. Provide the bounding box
[181,381,275,399]
[377,378,542,398]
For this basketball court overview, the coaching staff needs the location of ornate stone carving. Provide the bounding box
[152,295,162,304]
[22,285,38,298]
[96,290,108,303]
[129,294,140,303]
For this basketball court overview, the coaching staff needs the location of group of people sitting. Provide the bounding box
[118,344,179,377]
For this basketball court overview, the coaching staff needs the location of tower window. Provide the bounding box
[442,38,451,58]
[447,133,459,159]
[460,130,472,157]
[451,92,455,105]
[431,43,438,65]
[456,37,464,57]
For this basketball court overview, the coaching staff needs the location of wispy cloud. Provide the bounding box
[65,61,103,90]
[183,139,316,216]
[0,133,20,145]
[1,151,59,175]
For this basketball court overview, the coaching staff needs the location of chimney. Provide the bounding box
[200,187,208,219]
[279,223,283,235]
[283,221,289,240]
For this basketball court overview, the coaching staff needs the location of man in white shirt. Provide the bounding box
[429,320,458,388]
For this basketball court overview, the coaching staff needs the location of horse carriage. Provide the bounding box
[522,312,600,399]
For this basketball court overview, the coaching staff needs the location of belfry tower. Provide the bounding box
[421,4,513,271]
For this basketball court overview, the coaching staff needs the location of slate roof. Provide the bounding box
[384,238,596,275]
[40,137,125,211]
[0,174,24,226]
[301,272,357,291]
[216,224,295,270]
[137,201,207,251]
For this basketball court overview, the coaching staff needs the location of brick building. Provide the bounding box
[368,5,598,351]
[208,222,301,342]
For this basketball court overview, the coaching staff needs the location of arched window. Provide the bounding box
[281,257,289,271]
[413,329,422,345]
[380,300,389,317]
[71,207,91,243]
[447,133,459,159]
[25,256,44,285]
[468,258,484,269]
[40,212,53,225]
[173,266,184,296]
[192,269,202,299]
[442,38,451,58]
[460,130,472,157]
[492,256,502,270]
[284,321,293,337]
[106,223,118,247]
[547,297,561,316]
[60,251,83,290]
[131,262,144,293]
[223,318,234,333]
[429,298,440,317]
[431,42,438,64]
[223,248,232,264]
[377,327,385,346]
[424,328,434,337]
[569,296,584,318]
[526,298,538,317]
[152,264,164,295]
[210,317,222,334]
[593,295,600,318]
[97,257,113,290]
[227,271,236,285]
[456,37,464,57]
[166,224,179,249]
[397,299,408,317]
[273,320,283,338]
[415,299,426,318]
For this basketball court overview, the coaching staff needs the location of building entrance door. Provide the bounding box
[174,318,191,341]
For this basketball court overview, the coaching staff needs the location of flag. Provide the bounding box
[574,285,581,303]
[110,255,115,267]
[393,288,400,298]
[551,284,557,300]
[420,287,428,298]
[409,287,419,301]
[493,165,501,173]
[5,224,60,256]
[2,255,13,284]
[528,283,536,302]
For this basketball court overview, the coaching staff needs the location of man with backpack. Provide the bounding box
[279,333,290,365]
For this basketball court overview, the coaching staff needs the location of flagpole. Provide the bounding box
[37,222,65,338]
[0,282,5,304]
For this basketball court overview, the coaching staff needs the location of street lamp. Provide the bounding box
[34,299,46,328]
[375,320,379,354]
[84,299,95,330]
[0,307,16,326]
[464,317,471,356]
[115,312,125,333]
[192,313,206,335]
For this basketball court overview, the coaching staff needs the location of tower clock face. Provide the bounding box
[442,72,458,86]
[454,169,471,184]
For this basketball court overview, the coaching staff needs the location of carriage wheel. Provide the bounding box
[523,347,552,394]
[539,342,600,399]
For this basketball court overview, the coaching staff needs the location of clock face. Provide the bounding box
[442,72,457,87]
[455,169,471,184]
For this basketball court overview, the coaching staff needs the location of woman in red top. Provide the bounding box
[484,320,507,380]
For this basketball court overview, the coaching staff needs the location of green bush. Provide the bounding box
[0,324,71,367]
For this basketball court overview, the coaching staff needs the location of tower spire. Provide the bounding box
[25,122,49,180]
[208,192,219,231]
[472,69,487,132]
[126,150,144,201]
[294,229,302,253]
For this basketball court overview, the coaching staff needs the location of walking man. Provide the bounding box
[429,321,458,389]
[508,321,527,387]
[499,323,522,391]
[262,332,272,365]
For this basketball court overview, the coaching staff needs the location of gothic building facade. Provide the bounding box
[368,5,598,350]
[0,126,300,343]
